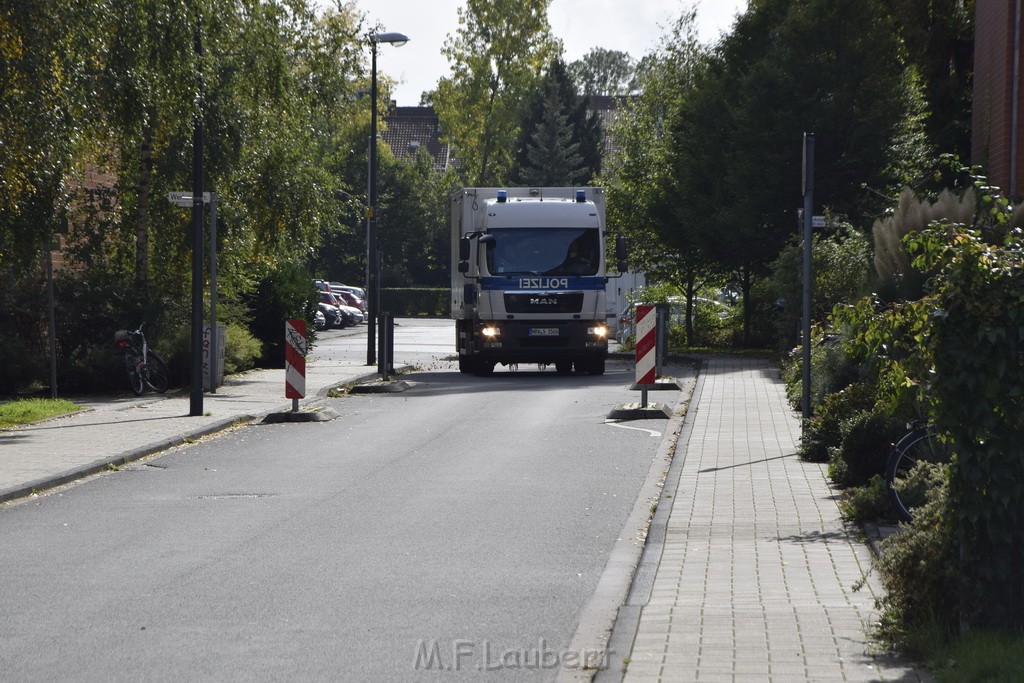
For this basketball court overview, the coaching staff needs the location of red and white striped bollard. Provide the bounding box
[285,319,307,411]
[635,304,656,406]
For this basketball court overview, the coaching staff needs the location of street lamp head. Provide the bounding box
[373,32,409,47]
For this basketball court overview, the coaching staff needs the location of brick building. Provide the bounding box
[973,0,1024,196]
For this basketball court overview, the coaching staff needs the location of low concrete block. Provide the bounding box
[607,402,672,420]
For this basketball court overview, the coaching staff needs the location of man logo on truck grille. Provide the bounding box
[530,297,557,305]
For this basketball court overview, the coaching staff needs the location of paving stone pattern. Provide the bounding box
[623,356,928,682]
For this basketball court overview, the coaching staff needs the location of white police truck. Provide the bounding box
[451,187,626,376]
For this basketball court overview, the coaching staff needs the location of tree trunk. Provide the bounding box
[684,271,696,346]
[135,120,154,295]
[741,264,753,347]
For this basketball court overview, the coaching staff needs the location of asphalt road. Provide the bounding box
[0,321,674,681]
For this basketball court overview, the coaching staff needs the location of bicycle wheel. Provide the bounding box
[885,431,949,523]
[124,352,145,395]
[145,350,170,393]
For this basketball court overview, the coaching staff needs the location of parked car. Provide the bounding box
[330,282,365,300]
[329,283,367,313]
[314,309,327,331]
[319,292,350,328]
[334,289,367,317]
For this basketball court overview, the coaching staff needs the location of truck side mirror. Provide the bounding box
[458,261,469,273]
[616,236,628,273]
[459,236,471,261]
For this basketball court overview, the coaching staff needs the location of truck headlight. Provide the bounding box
[482,326,500,337]
[588,325,608,338]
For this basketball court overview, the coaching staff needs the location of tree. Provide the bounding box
[511,59,601,186]
[567,47,636,97]
[603,9,717,343]
[883,0,974,159]
[663,0,931,344]
[0,0,104,275]
[434,0,561,186]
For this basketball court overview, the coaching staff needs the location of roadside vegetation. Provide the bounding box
[0,398,83,429]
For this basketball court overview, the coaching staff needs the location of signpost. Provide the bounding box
[168,191,220,397]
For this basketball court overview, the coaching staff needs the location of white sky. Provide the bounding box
[346,0,748,106]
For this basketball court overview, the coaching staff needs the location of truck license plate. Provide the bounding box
[529,327,559,337]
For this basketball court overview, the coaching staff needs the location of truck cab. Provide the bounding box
[452,187,625,376]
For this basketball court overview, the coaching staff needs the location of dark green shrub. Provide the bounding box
[799,381,874,462]
[828,410,903,488]
[248,263,319,367]
[838,474,892,522]
[762,225,873,354]
[783,333,859,414]
[875,479,959,651]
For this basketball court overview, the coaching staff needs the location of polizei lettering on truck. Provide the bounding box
[450,187,627,377]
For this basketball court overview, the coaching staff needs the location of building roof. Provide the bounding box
[381,106,453,172]
[381,97,634,175]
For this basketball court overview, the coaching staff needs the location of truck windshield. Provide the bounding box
[485,228,600,276]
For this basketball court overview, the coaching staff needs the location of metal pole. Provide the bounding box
[801,133,815,424]
[46,243,57,399]
[378,311,389,380]
[209,192,218,393]
[190,17,204,416]
[366,40,378,366]
[1011,0,1021,194]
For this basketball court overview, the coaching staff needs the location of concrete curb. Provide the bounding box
[592,360,705,683]
[0,414,251,505]
[558,366,698,683]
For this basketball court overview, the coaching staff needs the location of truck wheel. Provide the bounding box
[458,356,472,373]
[586,357,606,376]
[555,360,573,375]
[474,360,496,377]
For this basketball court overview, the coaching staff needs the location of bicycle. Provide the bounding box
[884,420,951,523]
[114,323,171,396]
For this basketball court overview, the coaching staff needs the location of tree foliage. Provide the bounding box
[567,47,636,97]
[511,59,601,186]
[434,0,561,185]
[603,10,716,329]
[0,0,386,391]
[883,0,974,158]
[663,0,931,344]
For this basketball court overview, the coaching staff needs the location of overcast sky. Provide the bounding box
[343,0,748,106]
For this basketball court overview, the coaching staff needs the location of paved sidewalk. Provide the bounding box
[616,356,927,682]
[0,348,382,504]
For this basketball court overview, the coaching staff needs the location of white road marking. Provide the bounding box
[603,420,662,437]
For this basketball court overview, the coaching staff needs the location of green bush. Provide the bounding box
[224,323,262,374]
[784,333,859,414]
[799,381,874,462]
[875,479,960,652]
[828,410,903,488]
[762,225,873,354]
[838,474,892,522]
[248,263,319,367]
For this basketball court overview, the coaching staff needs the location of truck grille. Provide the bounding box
[504,292,584,314]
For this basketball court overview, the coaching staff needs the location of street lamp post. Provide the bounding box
[366,31,409,368]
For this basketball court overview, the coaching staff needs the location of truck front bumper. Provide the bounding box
[472,320,608,363]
